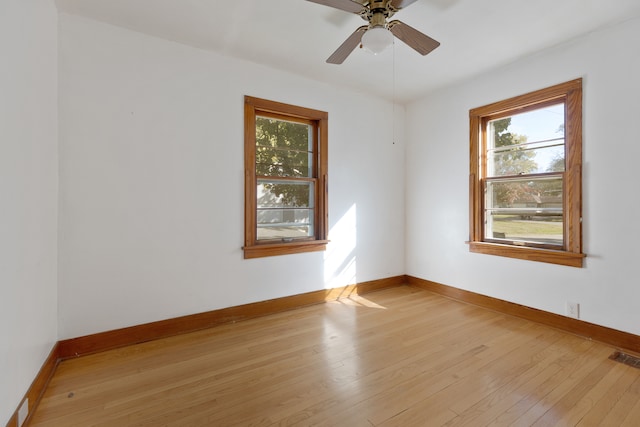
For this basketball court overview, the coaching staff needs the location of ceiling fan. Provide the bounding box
[306,0,440,64]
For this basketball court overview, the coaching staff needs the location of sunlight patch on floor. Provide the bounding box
[336,295,387,309]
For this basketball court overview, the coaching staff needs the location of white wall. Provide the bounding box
[406,17,640,335]
[0,0,59,422]
[57,14,405,339]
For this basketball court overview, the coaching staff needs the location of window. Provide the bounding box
[469,79,584,267]
[244,96,328,259]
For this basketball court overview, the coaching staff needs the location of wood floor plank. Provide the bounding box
[557,362,630,425]
[484,337,597,426]
[372,326,563,426]
[530,357,616,426]
[620,398,640,427]
[277,303,534,425]
[439,336,572,426]
[28,286,640,427]
[508,344,613,425]
[597,375,640,426]
[576,364,639,426]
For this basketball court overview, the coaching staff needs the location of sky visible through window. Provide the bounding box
[508,103,565,173]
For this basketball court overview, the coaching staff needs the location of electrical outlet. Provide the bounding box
[566,301,580,319]
[18,397,28,427]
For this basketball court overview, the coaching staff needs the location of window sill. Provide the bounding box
[468,241,585,268]
[243,240,329,259]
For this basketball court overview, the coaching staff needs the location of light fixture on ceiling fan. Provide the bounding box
[361,26,394,54]
[306,0,440,63]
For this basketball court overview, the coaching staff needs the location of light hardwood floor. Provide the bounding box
[30,286,640,426]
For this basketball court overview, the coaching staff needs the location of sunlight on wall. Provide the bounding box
[324,204,357,289]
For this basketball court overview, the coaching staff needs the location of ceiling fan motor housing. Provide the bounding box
[363,0,396,28]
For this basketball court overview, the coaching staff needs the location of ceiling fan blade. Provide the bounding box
[390,0,420,9]
[326,26,368,64]
[389,20,440,55]
[305,0,366,14]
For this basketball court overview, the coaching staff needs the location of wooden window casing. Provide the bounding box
[469,79,585,267]
[244,96,328,259]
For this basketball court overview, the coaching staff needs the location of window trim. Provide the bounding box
[244,96,328,259]
[468,79,585,267]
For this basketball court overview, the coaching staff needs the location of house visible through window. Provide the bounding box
[469,79,584,267]
[244,96,328,259]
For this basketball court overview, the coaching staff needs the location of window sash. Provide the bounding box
[255,115,315,179]
[256,178,316,242]
[483,174,564,249]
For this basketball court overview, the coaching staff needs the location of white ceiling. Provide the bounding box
[55,0,640,104]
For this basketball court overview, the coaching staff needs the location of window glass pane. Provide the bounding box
[485,177,563,246]
[257,180,314,208]
[256,117,313,178]
[257,209,314,240]
[488,141,564,176]
[256,148,313,178]
[487,103,565,177]
[257,180,315,241]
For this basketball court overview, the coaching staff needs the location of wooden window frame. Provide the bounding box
[468,79,585,267]
[244,96,328,259]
